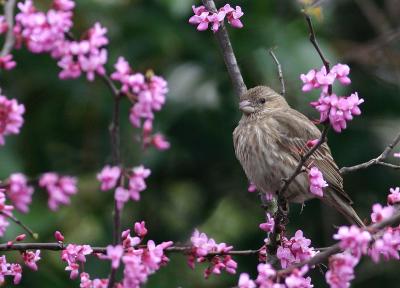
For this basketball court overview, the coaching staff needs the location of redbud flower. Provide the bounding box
[370,203,394,223]
[54,230,65,242]
[0,54,16,70]
[7,173,34,213]
[238,273,256,288]
[306,138,319,148]
[128,165,151,201]
[97,165,121,191]
[308,167,328,197]
[134,221,148,238]
[53,0,75,11]
[62,244,93,279]
[255,263,278,287]
[0,16,8,34]
[285,266,313,288]
[15,234,26,242]
[105,245,124,269]
[10,263,22,284]
[333,225,371,257]
[331,64,351,85]
[326,253,359,288]
[150,133,170,151]
[39,173,78,211]
[277,230,317,269]
[80,272,109,288]
[394,152,400,158]
[22,250,41,271]
[188,5,210,31]
[369,227,400,262]
[0,95,25,145]
[248,183,257,192]
[114,187,130,210]
[225,5,244,28]
[259,213,275,233]
[388,187,400,205]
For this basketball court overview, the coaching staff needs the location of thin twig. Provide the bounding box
[304,13,332,95]
[277,210,400,276]
[268,49,286,96]
[340,131,400,174]
[278,125,329,196]
[1,0,16,57]
[0,211,37,240]
[201,0,247,97]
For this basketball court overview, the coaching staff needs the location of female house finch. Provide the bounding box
[233,86,364,227]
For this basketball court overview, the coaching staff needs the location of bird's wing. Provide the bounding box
[270,108,352,204]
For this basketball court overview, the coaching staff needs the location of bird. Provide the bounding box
[233,85,364,227]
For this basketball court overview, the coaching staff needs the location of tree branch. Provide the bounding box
[1,0,16,57]
[0,211,37,240]
[268,49,286,96]
[278,210,400,276]
[340,131,400,174]
[201,0,247,97]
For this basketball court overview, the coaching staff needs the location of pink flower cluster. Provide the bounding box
[369,226,400,262]
[98,165,151,211]
[259,213,275,233]
[6,173,34,213]
[142,120,170,151]
[300,64,364,133]
[0,190,14,236]
[39,173,78,211]
[333,226,371,257]
[61,244,93,279]
[189,4,244,32]
[0,95,25,145]
[370,203,394,223]
[325,253,358,288]
[116,222,173,287]
[238,263,313,288]
[22,250,41,271]
[80,272,110,288]
[189,229,237,278]
[277,230,318,269]
[0,16,8,34]
[0,255,22,285]
[0,54,16,70]
[388,187,400,205]
[308,167,328,197]
[15,0,108,81]
[111,57,168,130]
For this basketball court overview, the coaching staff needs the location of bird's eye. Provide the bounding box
[258,98,266,104]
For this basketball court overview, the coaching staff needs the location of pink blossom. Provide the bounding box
[10,263,22,284]
[121,229,141,249]
[134,221,148,238]
[285,266,313,288]
[333,225,371,257]
[105,245,124,269]
[277,230,317,269]
[238,273,256,288]
[7,173,34,213]
[188,5,210,31]
[225,5,244,28]
[122,240,172,287]
[331,64,351,85]
[22,250,41,271]
[369,227,400,262]
[394,152,400,158]
[115,187,130,210]
[259,213,275,233]
[248,183,257,192]
[128,165,151,201]
[0,16,8,34]
[39,172,78,211]
[62,244,93,279]
[0,95,25,145]
[325,253,359,288]
[150,133,170,150]
[189,229,237,278]
[97,165,121,191]
[0,191,13,236]
[53,0,75,11]
[255,263,281,288]
[80,272,109,288]
[15,234,26,241]
[306,138,319,148]
[0,54,16,70]
[388,187,400,205]
[308,167,328,197]
[54,230,65,242]
[370,203,394,223]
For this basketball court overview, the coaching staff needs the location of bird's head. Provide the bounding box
[239,86,288,116]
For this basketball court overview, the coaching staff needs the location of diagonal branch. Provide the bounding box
[340,131,400,174]
[268,49,286,96]
[201,0,247,97]
[1,0,16,57]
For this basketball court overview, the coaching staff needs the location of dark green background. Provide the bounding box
[1,0,399,287]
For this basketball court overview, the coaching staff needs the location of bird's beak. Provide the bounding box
[239,100,255,114]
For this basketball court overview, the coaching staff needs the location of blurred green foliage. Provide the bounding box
[1,0,400,287]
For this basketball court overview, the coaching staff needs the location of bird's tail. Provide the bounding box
[323,190,365,227]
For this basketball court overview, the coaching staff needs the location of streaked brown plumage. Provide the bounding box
[233,86,364,226]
